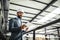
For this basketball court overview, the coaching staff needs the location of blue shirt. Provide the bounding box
[16,17,22,27]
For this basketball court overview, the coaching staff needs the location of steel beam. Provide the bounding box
[26,18,60,34]
[29,29,57,35]
[57,28,60,40]
[29,0,57,22]
[10,2,41,11]
[40,27,60,32]
[33,31,35,40]
[45,28,48,40]
[35,18,60,30]
[33,0,58,8]
[9,9,37,15]
[10,2,51,13]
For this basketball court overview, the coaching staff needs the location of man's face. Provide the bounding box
[17,11,23,18]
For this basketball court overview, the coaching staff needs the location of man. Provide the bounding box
[9,9,28,40]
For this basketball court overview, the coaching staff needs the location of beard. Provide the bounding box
[17,16,21,18]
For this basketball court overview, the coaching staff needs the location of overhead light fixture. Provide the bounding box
[37,8,60,23]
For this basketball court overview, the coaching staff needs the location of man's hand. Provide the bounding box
[20,24,29,31]
[20,24,27,29]
[26,27,28,30]
[26,27,29,32]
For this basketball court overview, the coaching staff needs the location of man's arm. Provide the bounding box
[9,19,21,33]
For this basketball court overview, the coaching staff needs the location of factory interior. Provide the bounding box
[0,0,60,40]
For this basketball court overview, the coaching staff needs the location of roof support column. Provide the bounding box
[33,30,35,40]
[1,0,10,33]
[57,28,60,40]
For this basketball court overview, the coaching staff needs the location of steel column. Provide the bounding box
[33,30,35,40]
